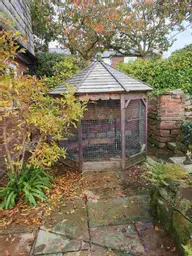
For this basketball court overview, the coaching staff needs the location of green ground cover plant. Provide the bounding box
[0,167,52,209]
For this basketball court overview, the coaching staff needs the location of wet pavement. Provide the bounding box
[0,169,178,256]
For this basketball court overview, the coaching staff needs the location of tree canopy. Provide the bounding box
[30,0,192,59]
[30,0,60,51]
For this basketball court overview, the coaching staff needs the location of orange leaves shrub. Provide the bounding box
[0,24,86,176]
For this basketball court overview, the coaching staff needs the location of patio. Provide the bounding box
[0,167,177,256]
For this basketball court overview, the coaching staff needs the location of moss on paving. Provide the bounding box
[88,196,151,227]
[164,164,189,180]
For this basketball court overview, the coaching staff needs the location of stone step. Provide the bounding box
[167,142,177,152]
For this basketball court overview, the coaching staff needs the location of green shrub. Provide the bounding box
[34,52,66,77]
[43,56,81,88]
[182,244,192,256]
[117,44,192,95]
[33,52,86,88]
[33,52,86,78]
[0,166,53,209]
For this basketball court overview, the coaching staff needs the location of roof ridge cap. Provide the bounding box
[76,62,96,91]
[101,62,128,92]
[103,61,152,89]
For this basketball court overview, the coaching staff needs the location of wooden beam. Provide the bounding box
[124,92,146,99]
[145,99,148,153]
[77,98,83,172]
[121,94,125,170]
[78,119,83,172]
[67,140,88,150]
[88,138,115,145]
[141,98,147,107]
[78,93,121,101]
[125,99,131,108]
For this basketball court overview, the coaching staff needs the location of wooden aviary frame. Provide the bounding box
[50,61,152,171]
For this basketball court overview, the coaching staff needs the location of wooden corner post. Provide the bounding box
[77,99,83,172]
[121,94,125,170]
[141,98,148,153]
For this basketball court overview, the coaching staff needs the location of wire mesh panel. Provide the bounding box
[59,126,79,161]
[82,100,121,162]
[125,99,146,157]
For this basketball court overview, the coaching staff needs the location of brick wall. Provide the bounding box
[111,56,124,68]
[148,90,186,149]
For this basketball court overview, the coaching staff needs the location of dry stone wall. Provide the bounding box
[150,174,192,256]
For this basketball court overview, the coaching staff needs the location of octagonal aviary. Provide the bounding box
[50,61,152,171]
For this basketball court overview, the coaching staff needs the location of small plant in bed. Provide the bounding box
[144,159,189,188]
[0,166,53,209]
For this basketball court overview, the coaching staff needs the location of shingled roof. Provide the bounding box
[50,61,152,95]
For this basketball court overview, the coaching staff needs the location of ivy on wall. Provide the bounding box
[182,122,192,151]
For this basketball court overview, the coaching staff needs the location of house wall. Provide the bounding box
[148,90,192,150]
[111,56,124,68]
[0,0,34,55]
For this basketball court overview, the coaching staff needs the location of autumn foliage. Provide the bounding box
[0,20,86,209]
[58,1,123,60]
[30,0,191,59]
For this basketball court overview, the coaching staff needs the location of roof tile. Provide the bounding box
[50,61,152,94]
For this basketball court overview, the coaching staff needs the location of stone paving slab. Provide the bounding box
[84,186,125,201]
[33,230,85,255]
[42,252,90,256]
[91,245,142,256]
[0,224,38,235]
[90,224,146,255]
[0,233,35,256]
[82,171,120,189]
[31,169,178,256]
[64,251,91,256]
[135,222,177,256]
[91,245,112,256]
[88,196,151,227]
[41,254,63,256]
[41,200,89,241]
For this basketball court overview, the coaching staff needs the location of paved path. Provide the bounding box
[31,170,177,256]
[0,169,178,255]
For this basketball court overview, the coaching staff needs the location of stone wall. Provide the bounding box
[184,95,192,121]
[150,171,192,255]
[148,90,188,149]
